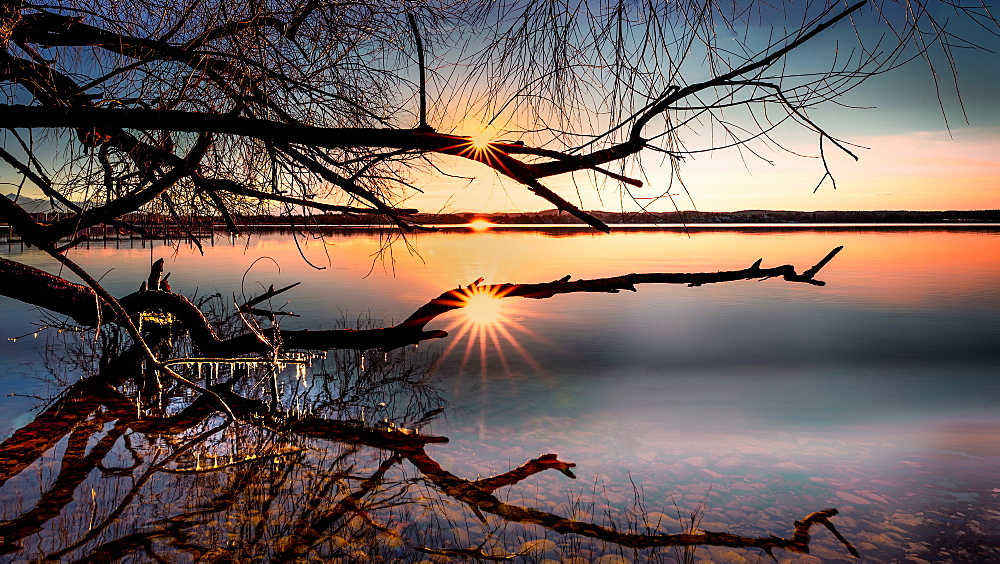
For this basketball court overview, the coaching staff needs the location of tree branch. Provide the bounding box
[407,12,431,132]
[398,247,843,333]
[0,248,842,356]
[0,105,612,230]
[630,2,867,141]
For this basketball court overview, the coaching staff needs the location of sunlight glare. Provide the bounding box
[469,130,493,150]
[460,287,504,326]
[437,281,545,378]
[468,219,493,231]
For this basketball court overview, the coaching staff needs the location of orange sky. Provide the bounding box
[409,126,1000,214]
[405,17,1000,215]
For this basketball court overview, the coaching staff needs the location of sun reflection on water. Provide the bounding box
[467,219,494,231]
[460,286,504,324]
[439,284,542,377]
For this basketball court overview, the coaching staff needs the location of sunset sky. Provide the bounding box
[412,6,1000,215]
[3,2,997,215]
[423,124,1000,214]
[425,69,998,214]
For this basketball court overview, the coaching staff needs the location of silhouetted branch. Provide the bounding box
[398,247,844,334]
[407,12,431,132]
[630,2,867,142]
[239,281,301,311]
[0,248,842,356]
[0,104,610,230]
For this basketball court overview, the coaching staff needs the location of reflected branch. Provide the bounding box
[0,376,134,488]
[0,345,859,561]
[0,416,127,552]
[44,420,232,561]
[470,453,577,494]
[404,447,859,558]
[273,454,401,562]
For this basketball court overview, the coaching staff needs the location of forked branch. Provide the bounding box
[398,247,844,334]
[0,247,843,355]
[404,447,859,557]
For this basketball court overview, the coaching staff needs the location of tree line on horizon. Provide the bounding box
[6,188,999,231]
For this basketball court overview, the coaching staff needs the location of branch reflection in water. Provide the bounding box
[0,288,857,562]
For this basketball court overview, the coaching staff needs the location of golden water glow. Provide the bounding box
[467,219,493,231]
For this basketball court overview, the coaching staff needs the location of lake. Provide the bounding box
[1,226,998,562]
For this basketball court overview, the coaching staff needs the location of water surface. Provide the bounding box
[0,227,997,562]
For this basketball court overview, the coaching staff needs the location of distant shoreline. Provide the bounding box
[5,199,1000,233]
[197,208,1000,226]
[410,209,1000,225]
[241,222,1000,231]
[6,191,999,225]
[2,221,997,246]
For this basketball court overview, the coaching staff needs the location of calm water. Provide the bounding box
[1,226,998,562]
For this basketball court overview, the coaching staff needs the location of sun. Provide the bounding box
[468,219,493,231]
[469,130,494,150]
[436,282,544,378]
[460,287,504,325]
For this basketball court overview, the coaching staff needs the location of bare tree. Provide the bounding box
[0,1,991,237]
[0,0,995,559]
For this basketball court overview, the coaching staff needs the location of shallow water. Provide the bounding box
[0,226,998,562]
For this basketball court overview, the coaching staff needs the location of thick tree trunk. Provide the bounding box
[0,256,107,326]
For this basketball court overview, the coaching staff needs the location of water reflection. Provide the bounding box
[1,228,999,561]
[0,319,858,562]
